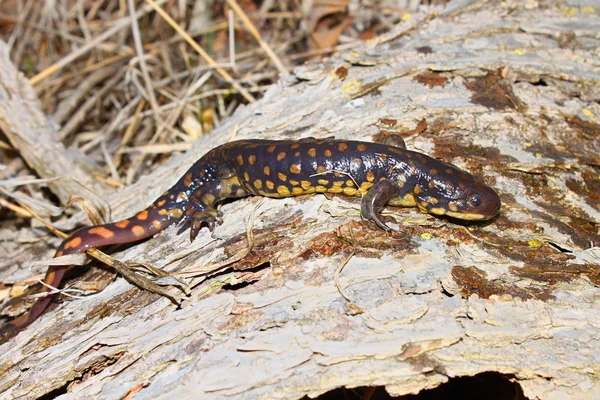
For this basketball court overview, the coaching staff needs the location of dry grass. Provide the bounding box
[0,0,429,221]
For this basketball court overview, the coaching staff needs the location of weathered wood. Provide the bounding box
[0,44,110,206]
[1,1,600,399]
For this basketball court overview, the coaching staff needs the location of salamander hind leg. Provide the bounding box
[361,179,400,231]
[179,188,224,241]
[179,166,249,241]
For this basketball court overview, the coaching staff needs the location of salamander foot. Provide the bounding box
[179,207,224,241]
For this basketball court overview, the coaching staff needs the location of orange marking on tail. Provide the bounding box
[115,220,130,228]
[157,199,166,207]
[89,226,115,238]
[55,250,63,257]
[46,270,57,282]
[63,236,82,249]
[132,226,145,237]
[136,210,149,220]
[184,173,193,187]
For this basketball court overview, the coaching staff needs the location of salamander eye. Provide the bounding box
[469,195,482,207]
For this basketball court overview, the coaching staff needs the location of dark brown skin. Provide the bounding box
[0,136,500,341]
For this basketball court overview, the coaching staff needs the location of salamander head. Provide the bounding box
[416,165,501,221]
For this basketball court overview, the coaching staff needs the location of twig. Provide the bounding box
[144,0,256,103]
[334,248,355,302]
[114,98,146,169]
[59,68,127,140]
[127,0,163,130]
[30,0,170,85]
[225,0,289,77]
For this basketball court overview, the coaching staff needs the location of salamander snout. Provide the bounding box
[460,183,501,220]
[418,176,501,221]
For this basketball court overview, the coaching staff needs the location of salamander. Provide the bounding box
[0,135,500,340]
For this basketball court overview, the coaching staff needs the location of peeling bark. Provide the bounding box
[1,1,599,399]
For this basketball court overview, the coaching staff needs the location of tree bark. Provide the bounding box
[1,1,599,399]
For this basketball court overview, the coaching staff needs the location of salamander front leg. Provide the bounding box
[361,179,400,231]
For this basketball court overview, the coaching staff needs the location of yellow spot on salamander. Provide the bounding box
[414,184,423,195]
[277,152,286,161]
[237,155,244,165]
[157,199,166,207]
[290,164,301,174]
[324,149,332,157]
[308,148,316,157]
[115,220,130,228]
[421,232,432,240]
[248,155,256,165]
[360,182,373,191]
[292,187,304,195]
[318,179,329,185]
[278,172,287,181]
[317,165,327,174]
[203,193,216,205]
[333,181,344,187]
[267,145,277,153]
[316,185,327,192]
[136,210,149,220]
[448,203,459,212]
[89,226,115,239]
[301,180,312,190]
[244,172,250,182]
[254,179,263,189]
[266,180,274,190]
[64,236,82,249]
[289,180,299,186]
[277,185,291,196]
[132,226,145,237]
[346,180,355,187]
[327,187,343,194]
[291,143,300,149]
[338,143,348,152]
[366,171,375,182]
[264,166,271,176]
[429,207,447,215]
[153,220,162,229]
[357,144,366,152]
[343,187,357,196]
[158,208,183,218]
